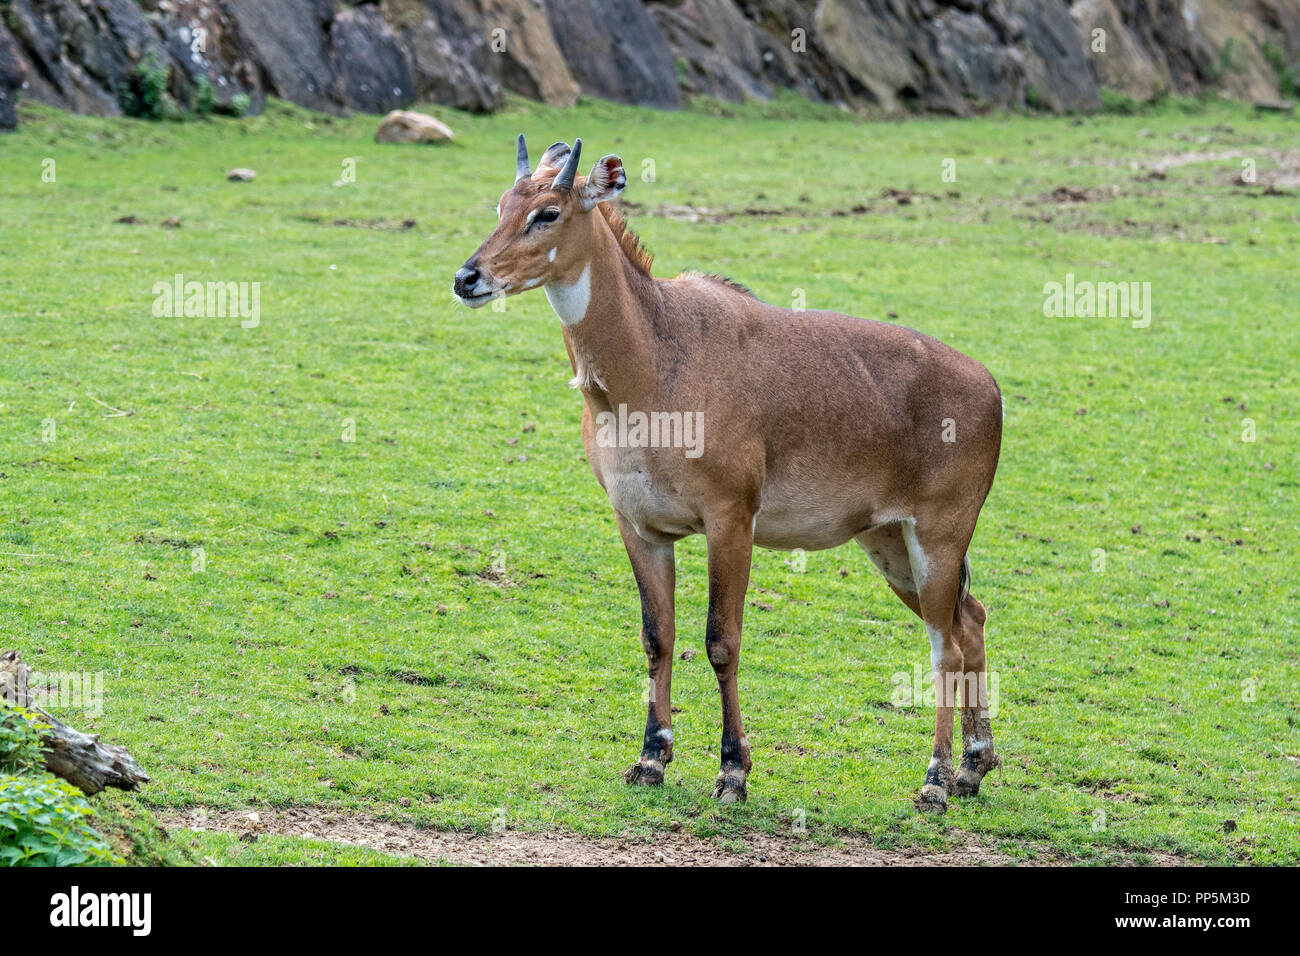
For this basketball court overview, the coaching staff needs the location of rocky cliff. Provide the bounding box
[2,0,1298,130]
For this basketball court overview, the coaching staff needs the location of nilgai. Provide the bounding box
[453,136,1002,812]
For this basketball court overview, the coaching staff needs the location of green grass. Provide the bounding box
[1,93,1297,865]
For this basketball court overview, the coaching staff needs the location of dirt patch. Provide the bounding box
[297,215,418,231]
[1096,147,1300,188]
[1042,184,1123,204]
[621,198,902,224]
[160,806,1190,867]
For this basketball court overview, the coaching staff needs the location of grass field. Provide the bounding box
[1,92,1297,865]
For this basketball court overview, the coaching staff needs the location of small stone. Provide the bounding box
[227,168,256,182]
[375,110,453,145]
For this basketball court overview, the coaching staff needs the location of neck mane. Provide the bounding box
[595,202,653,275]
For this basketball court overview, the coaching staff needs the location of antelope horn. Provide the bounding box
[515,134,530,182]
[553,137,582,192]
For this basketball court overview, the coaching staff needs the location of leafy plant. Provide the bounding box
[0,773,119,866]
[0,706,46,774]
[193,75,216,116]
[120,50,179,121]
[1024,85,1049,113]
[1099,87,1142,115]
[1208,37,1247,84]
[1262,42,1300,98]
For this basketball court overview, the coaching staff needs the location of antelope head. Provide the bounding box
[453,135,627,308]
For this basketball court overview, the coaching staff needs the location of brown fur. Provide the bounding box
[598,203,654,275]
[456,143,1003,812]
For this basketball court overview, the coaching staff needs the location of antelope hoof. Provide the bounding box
[711,768,748,804]
[953,750,999,798]
[624,759,665,786]
[914,783,948,813]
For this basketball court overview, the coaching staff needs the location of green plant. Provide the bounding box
[1099,87,1142,115]
[120,50,178,121]
[229,92,251,118]
[1024,85,1049,113]
[0,706,46,774]
[193,75,216,116]
[1261,42,1300,98]
[0,773,120,866]
[1209,37,1247,83]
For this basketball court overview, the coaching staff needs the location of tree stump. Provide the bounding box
[1,650,149,795]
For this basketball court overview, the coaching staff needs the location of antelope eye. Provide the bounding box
[532,207,560,227]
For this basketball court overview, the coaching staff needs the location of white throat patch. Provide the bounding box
[545,263,591,326]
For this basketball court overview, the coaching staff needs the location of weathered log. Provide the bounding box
[1254,99,1295,114]
[1,650,149,795]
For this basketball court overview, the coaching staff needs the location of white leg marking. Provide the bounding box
[656,729,673,744]
[545,262,591,326]
[900,517,929,589]
[925,623,945,672]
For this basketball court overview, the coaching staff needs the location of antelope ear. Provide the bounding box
[581,155,626,210]
[531,142,570,181]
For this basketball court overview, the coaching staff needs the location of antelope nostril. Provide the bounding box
[454,266,481,295]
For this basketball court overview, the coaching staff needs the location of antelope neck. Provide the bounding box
[552,215,661,402]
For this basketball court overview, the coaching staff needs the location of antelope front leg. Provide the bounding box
[616,512,677,786]
[704,510,755,803]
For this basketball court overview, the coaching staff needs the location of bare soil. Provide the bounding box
[161,806,1189,867]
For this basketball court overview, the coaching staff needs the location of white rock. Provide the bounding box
[375,110,454,145]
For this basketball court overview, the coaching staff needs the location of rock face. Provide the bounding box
[223,0,335,112]
[1011,0,1103,113]
[472,0,579,107]
[0,20,26,130]
[544,0,680,108]
[331,5,415,113]
[1070,0,1170,101]
[374,108,454,143]
[1,0,1298,129]
[390,2,504,113]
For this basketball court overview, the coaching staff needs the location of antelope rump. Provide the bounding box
[453,136,1003,813]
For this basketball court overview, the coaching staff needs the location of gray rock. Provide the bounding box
[544,0,681,108]
[925,9,1026,112]
[814,0,923,113]
[7,0,123,115]
[1006,0,1101,113]
[1070,0,1169,101]
[651,0,773,101]
[0,20,25,130]
[0,0,1296,125]
[396,2,504,113]
[468,0,578,107]
[223,0,336,112]
[330,5,415,113]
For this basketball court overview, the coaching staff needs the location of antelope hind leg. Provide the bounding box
[953,593,999,797]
